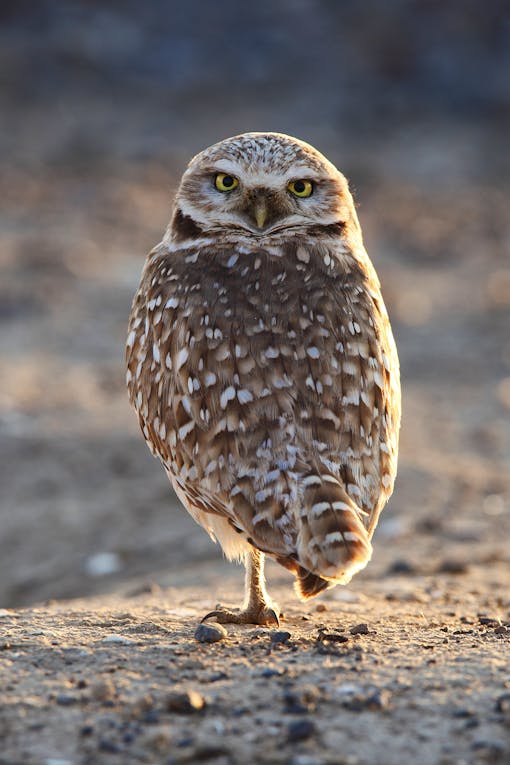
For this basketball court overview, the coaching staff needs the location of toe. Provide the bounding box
[259,607,280,627]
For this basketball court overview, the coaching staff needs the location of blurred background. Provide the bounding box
[1,0,509,607]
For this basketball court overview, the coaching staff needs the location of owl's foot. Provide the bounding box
[201,549,279,627]
[201,603,280,627]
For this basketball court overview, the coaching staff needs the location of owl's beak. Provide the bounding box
[253,200,268,229]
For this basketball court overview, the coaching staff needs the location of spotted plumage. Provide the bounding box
[126,132,400,625]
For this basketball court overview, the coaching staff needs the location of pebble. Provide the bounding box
[254,667,286,678]
[56,693,78,706]
[128,694,155,719]
[493,626,508,635]
[85,552,122,577]
[90,678,116,702]
[270,630,291,644]
[317,629,349,644]
[479,617,500,627]
[99,738,121,754]
[205,670,229,682]
[340,687,391,712]
[194,622,227,643]
[315,603,327,612]
[452,707,477,718]
[470,739,506,760]
[287,719,316,742]
[100,635,134,645]
[495,693,510,713]
[283,686,320,714]
[350,623,370,635]
[387,559,418,575]
[437,559,469,575]
[166,690,206,713]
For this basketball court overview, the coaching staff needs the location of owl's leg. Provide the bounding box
[201,549,280,627]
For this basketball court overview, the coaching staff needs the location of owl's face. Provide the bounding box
[172,133,355,238]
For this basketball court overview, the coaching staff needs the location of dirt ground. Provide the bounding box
[1,4,510,764]
[1,562,510,765]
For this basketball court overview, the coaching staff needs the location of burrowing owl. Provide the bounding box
[126,133,400,626]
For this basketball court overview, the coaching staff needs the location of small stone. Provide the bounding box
[90,678,116,702]
[388,559,417,575]
[205,670,229,682]
[270,630,291,644]
[479,617,500,627]
[438,559,469,575]
[341,687,391,712]
[287,719,316,742]
[99,738,121,754]
[194,622,227,643]
[315,603,327,612]
[452,707,476,718]
[495,693,510,713]
[470,739,505,761]
[257,667,285,678]
[85,552,122,577]
[128,694,155,719]
[317,629,348,644]
[494,626,508,635]
[350,623,370,635]
[56,693,78,706]
[166,690,206,713]
[142,725,172,752]
[283,686,320,714]
[100,635,134,645]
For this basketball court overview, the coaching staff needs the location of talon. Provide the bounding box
[201,609,237,625]
[264,608,280,627]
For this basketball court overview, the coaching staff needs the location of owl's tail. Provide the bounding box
[293,473,372,600]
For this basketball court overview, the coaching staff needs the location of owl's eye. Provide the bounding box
[287,179,313,198]
[215,173,239,192]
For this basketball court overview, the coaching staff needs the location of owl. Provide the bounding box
[126,133,400,627]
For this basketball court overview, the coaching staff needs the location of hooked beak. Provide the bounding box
[253,200,268,229]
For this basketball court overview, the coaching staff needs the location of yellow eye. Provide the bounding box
[287,179,313,198]
[215,173,239,192]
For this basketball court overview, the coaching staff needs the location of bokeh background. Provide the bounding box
[1,0,509,607]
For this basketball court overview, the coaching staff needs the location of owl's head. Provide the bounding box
[171,133,357,239]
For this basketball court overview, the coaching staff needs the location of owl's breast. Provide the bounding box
[127,241,400,522]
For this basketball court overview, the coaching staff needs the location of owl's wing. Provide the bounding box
[300,258,400,538]
[126,247,269,545]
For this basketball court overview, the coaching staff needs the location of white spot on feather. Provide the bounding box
[237,389,253,405]
[176,348,189,370]
[312,502,331,516]
[220,386,236,409]
[178,420,195,440]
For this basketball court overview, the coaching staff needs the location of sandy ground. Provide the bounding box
[1,561,510,765]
